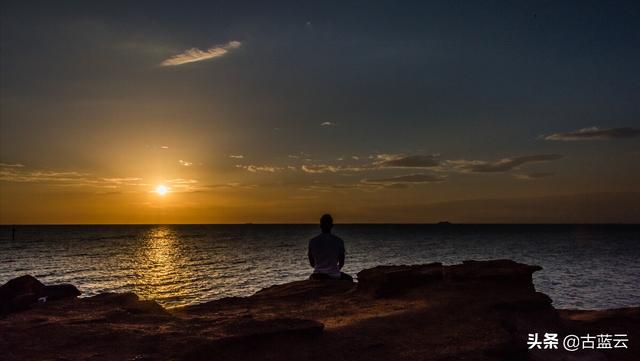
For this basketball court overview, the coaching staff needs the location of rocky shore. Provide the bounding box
[1,260,638,361]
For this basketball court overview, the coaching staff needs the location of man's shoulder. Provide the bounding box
[309,233,323,240]
[309,233,342,242]
[309,234,323,245]
[331,234,344,243]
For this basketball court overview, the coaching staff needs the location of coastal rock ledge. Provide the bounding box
[1,260,638,361]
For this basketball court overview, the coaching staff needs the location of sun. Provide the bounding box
[155,184,168,196]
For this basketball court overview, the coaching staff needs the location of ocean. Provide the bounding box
[1,224,638,309]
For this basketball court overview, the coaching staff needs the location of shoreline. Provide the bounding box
[2,259,638,360]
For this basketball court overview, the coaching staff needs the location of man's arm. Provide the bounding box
[338,239,345,270]
[308,248,315,268]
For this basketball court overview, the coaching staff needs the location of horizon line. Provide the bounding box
[1,222,639,226]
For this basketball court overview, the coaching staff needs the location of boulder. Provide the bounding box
[444,259,541,289]
[0,275,81,315]
[356,262,443,297]
[253,279,355,301]
[44,284,82,300]
[0,275,45,314]
[88,292,168,315]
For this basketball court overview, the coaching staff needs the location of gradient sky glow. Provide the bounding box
[1,1,639,223]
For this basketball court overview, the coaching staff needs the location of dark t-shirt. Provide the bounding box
[308,233,345,278]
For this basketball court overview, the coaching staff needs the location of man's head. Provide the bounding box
[320,214,333,233]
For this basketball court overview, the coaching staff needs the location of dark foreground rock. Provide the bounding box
[0,260,637,361]
[0,275,80,315]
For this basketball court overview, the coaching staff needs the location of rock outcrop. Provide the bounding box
[0,260,637,361]
[0,275,80,315]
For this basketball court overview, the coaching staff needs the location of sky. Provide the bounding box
[1,0,639,223]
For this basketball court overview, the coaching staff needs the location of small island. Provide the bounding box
[1,260,638,361]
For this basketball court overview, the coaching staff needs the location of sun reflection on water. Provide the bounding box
[133,226,193,307]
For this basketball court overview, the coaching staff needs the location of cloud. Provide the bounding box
[229,154,244,159]
[364,173,445,184]
[288,152,311,159]
[178,160,193,166]
[301,164,369,173]
[162,178,204,192]
[161,40,241,66]
[236,165,285,173]
[238,152,559,178]
[298,182,384,192]
[514,172,555,180]
[0,163,25,168]
[320,121,335,127]
[375,154,439,168]
[448,154,562,173]
[100,177,145,185]
[544,127,640,141]
[0,164,147,189]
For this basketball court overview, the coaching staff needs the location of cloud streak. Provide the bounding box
[301,164,370,174]
[0,164,147,189]
[514,172,555,180]
[161,41,241,66]
[236,165,287,173]
[447,154,562,173]
[364,173,445,184]
[375,154,439,168]
[544,127,640,141]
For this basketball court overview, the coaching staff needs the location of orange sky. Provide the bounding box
[1,1,639,223]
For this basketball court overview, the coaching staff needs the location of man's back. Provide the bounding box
[308,232,344,278]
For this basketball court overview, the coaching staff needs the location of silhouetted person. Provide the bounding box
[308,214,353,281]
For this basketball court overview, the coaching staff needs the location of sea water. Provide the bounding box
[1,224,638,309]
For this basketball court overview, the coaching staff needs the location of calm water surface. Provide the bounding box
[1,224,638,309]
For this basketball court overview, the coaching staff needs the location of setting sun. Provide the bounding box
[155,185,168,196]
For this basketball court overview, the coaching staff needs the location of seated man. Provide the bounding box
[308,214,353,281]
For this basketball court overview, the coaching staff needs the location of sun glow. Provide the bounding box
[155,184,168,196]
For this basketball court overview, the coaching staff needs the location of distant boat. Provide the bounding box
[437,221,452,225]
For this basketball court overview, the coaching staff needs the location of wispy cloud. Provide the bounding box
[544,127,640,141]
[178,160,193,166]
[301,164,370,174]
[288,152,312,161]
[229,154,244,159]
[0,163,25,168]
[236,165,286,173]
[0,164,147,189]
[164,178,202,192]
[375,154,440,168]
[446,154,562,173]
[161,40,241,66]
[320,121,335,127]
[514,172,555,180]
[364,173,445,184]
